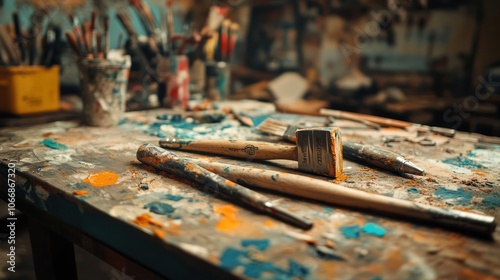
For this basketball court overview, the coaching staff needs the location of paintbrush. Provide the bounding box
[159,127,343,178]
[256,118,425,176]
[65,30,82,58]
[320,108,455,137]
[0,25,20,65]
[137,144,313,230]
[101,15,109,58]
[12,12,25,64]
[186,159,496,235]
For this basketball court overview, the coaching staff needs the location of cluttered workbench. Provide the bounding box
[1,100,500,280]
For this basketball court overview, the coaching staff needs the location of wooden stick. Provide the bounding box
[191,159,496,235]
[320,108,411,129]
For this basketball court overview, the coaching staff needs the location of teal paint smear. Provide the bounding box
[442,157,485,169]
[241,239,270,251]
[324,207,334,213]
[240,113,271,127]
[362,223,386,237]
[340,225,361,239]
[370,277,383,280]
[482,192,500,209]
[434,187,473,204]
[165,194,184,201]
[408,188,420,194]
[223,166,230,172]
[144,202,175,216]
[219,247,310,279]
[40,139,68,150]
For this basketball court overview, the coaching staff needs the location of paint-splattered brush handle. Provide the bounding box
[159,139,298,161]
[136,144,313,230]
[191,160,496,235]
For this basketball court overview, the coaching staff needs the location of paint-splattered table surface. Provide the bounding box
[1,107,500,280]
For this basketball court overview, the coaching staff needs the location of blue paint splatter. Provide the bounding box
[219,247,310,279]
[241,239,270,251]
[144,202,175,216]
[408,188,420,194]
[442,157,485,169]
[223,166,230,172]
[434,187,473,204]
[165,194,184,201]
[340,225,361,239]
[362,223,386,237]
[39,139,68,150]
[241,113,272,127]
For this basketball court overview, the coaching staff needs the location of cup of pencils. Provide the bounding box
[66,11,131,127]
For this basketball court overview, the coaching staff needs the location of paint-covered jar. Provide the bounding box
[78,56,131,126]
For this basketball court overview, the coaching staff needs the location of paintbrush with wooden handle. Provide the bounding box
[137,144,313,230]
[187,159,496,235]
[159,127,343,178]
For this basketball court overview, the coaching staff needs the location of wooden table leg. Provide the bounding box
[28,217,78,280]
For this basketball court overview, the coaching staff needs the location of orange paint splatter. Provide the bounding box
[385,250,404,272]
[132,214,179,239]
[225,180,236,187]
[83,171,119,187]
[134,213,154,228]
[199,218,208,224]
[152,228,167,239]
[214,204,240,232]
[72,190,88,196]
[333,174,348,183]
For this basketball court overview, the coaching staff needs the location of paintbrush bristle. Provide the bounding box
[256,118,297,141]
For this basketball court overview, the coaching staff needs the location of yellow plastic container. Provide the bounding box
[0,66,60,115]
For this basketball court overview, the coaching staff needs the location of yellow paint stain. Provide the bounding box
[214,204,240,232]
[264,220,274,227]
[472,169,489,176]
[72,190,88,196]
[83,171,119,187]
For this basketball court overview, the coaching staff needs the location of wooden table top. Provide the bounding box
[0,106,499,280]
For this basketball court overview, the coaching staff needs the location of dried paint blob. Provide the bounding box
[442,157,485,169]
[83,171,119,187]
[144,201,175,216]
[434,187,473,205]
[241,239,270,251]
[362,223,386,237]
[39,138,68,150]
[407,188,420,194]
[340,225,361,239]
[165,194,184,201]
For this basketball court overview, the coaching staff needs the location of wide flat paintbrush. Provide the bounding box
[159,127,343,178]
[256,118,424,176]
[136,144,313,230]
